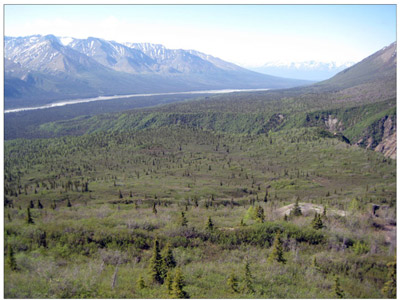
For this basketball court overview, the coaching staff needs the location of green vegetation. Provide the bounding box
[381,259,396,298]
[4,122,396,298]
[3,49,397,297]
[268,231,286,264]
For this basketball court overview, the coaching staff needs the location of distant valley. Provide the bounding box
[4,35,310,109]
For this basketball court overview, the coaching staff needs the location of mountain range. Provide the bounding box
[249,61,355,81]
[6,40,396,158]
[4,35,310,109]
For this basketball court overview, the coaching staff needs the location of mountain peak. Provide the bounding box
[4,34,312,109]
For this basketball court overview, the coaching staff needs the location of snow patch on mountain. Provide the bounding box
[59,37,74,46]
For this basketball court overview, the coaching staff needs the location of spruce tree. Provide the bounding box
[148,239,164,284]
[256,205,265,223]
[268,231,286,264]
[67,199,72,207]
[263,188,268,203]
[6,244,17,271]
[333,276,345,298]
[312,213,323,230]
[171,267,187,298]
[153,202,157,215]
[227,272,239,293]
[290,197,302,217]
[206,216,214,231]
[29,200,34,209]
[26,207,34,224]
[37,199,43,209]
[243,261,254,294]
[161,243,176,280]
[382,259,396,298]
[165,270,173,293]
[180,212,188,227]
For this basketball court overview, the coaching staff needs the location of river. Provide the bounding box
[5,88,270,114]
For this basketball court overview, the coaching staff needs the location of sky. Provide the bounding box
[4,4,397,67]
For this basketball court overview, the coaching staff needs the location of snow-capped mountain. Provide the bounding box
[5,34,311,109]
[67,37,158,73]
[249,61,355,81]
[126,43,237,74]
[5,35,108,75]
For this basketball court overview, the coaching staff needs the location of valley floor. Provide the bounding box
[4,126,396,298]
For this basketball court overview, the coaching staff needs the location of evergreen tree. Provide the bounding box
[206,216,214,231]
[227,272,239,293]
[29,200,34,209]
[67,199,72,207]
[290,197,302,217]
[268,231,286,264]
[39,231,47,248]
[323,205,327,217]
[153,202,158,215]
[162,243,176,269]
[119,190,123,199]
[263,188,268,202]
[165,270,173,294]
[256,205,265,223]
[180,212,188,227]
[26,207,34,224]
[171,267,187,298]
[333,276,345,298]
[382,259,396,298]
[136,275,146,289]
[148,239,164,284]
[312,213,323,230]
[37,199,43,209]
[6,244,17,271]
[243,261,254,294]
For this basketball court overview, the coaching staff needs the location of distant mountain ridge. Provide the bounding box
[317,41,396,89]
[250,61,355,81]
[5,40,397,160]
[4,34,310,109]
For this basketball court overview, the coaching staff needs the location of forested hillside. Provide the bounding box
[4,42,396,298]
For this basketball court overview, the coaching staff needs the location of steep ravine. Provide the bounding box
[359,115,397,159]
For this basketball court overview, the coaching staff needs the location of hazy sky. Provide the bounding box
[4,4,396,67]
